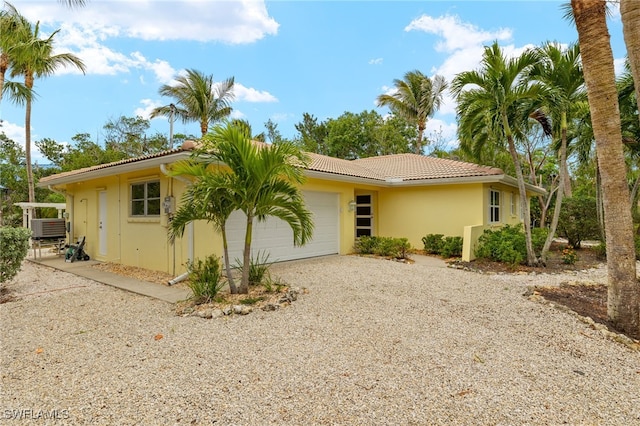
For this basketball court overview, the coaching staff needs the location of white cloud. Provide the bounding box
[17,0,279,43]
[0,120,48,164]
[369,58,383,65]
[135,99,164,120]
[233,83,278,103]
[230,110,246,119]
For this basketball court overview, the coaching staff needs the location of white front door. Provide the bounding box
[99,191,107,256]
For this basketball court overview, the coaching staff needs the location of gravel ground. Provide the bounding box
[1,256,639,425]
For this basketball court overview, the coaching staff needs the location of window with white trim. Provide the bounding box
[131,181,160,216]
[510,192,516,216]
[489,189,501,223]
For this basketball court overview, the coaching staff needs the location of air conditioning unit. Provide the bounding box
[31,218,66,240]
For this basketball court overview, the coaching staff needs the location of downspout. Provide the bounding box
[160,163,193,285]
[48,185,73,244]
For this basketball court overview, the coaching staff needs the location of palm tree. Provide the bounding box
[0,2,30,105]
[168,162,239,293]
[527,42,585,258]
[451,41,547,266]
[376,70,447,154]
[195,122,314,294]
[9,19,86,203]
[571,0,639,339]
[151,69,235,137]
[620,0,640,122]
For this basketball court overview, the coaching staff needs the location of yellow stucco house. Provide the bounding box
[38,144,544,277]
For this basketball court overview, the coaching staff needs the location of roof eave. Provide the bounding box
[37,152,193,187]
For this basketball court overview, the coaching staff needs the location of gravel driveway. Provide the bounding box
[1,255,639,425]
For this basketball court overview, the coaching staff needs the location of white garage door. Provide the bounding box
[225,191,340,264]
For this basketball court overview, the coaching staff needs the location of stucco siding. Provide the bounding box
[377,184,484,250]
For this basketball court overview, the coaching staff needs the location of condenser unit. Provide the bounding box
[31,218,66,240]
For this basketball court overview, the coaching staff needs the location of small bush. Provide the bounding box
[353,236,377,255]
[440,236,463,258]
[0,227,31,284]
[561,245,579,264]
[594,242,607,260]
[354,236,411,259]
[422,234,444,254]
[557,196,601,248]
[186,254,225,303]
[262,275,286,293]
[475,224,546,265]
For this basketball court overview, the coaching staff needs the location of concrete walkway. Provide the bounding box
[28,255,192,303]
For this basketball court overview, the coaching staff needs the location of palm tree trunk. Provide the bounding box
[25,75,35,203]
[542,123,568,258]
[239,214,253,294]
[504,117,538,266]
[221,227,237,293]
[621,0,640,124]
[415,123,425,155]
[562,158,572,197]
[573,0,640,339]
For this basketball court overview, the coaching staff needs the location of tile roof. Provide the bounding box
[39,144,504,186]
[351,153,503,181]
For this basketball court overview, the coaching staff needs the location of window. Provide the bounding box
[489,189,500,223]
[510,193,516,216]
[131,181,160,216]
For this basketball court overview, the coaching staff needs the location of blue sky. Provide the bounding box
[1,1,628,163]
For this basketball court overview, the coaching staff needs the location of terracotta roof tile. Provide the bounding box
[352,153,504,181]
[39,145,505,186]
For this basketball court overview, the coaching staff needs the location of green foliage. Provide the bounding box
[441,236,463,258]
[186,255,225,303]
[475,224,547,266]
[421,234,463,258]
[353,236,411,259]
[239,296,265,305]
[557,196,601,248]
[262,275,287,293]
[0,226,31,283]
[422,234,444,254]
[235,251,273,286]
[561,245,578,265]
[594,242,607,260]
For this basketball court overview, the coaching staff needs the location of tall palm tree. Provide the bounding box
[9,20,86,202]
[168,162,239,293]
[527,42,585,258]
[151,69,235,137]
[571,0,639,339]
[376,70,447,154]
[197,122,314,294]
[451,41,547,266]
[0,2,30,105]
[620,0,640,122]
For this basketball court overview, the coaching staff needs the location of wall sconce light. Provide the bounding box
[348,200,356,212]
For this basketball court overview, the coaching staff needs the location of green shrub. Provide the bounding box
[475,224,546,265]
[557,196,601,249]
[186,254,225,303]
[561,245,578,264]
[353,236,411,259]
[234,251,273,286]
[422,234,444,254]
[353,236,377,255]
[0,226,31,284]
[440,236,463,258]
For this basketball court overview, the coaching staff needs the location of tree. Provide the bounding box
[194,122,314,294]
[0,3,30,106]
[571,0,639,338]
[103,115,170,157]
[376,70,447,154]
[528,42,585,258]
[620,0,640,124]
[151,69,235,137]
[451,41,548,266]
[168,162,239,294]
[293,113,329,155]
[9,18,85,202]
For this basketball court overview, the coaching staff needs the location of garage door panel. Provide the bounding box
[226,191,339,263]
